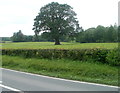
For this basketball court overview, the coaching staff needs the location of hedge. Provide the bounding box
[1,48,119,66]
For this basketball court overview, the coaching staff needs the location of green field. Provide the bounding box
[1,42,118,49]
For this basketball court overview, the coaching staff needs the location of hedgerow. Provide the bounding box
[1,48,119,66]
[106,48,120,66]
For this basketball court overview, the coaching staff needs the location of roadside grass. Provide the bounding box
[1,42,118,49]
[2,55,118,86]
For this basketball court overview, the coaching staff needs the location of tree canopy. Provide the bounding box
[11,30,25,42]
[33,2,80,45]
[76,25,118,43]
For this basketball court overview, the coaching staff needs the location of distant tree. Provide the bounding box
[2,37,11,41]
[33,2,80,45]
[113,24,118,42]
[94,25,106,42]
[84,28,96,43]
[105,26,115,42]
[118,26,120,43]
[24,35,33,42]
[11,30,25,42]
[32,34,39,42]
[76,27,86,43]
[75,25,118,43]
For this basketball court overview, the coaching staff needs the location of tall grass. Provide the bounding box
[2,55,118,86]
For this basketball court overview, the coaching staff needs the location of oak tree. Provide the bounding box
[33,2,80,45]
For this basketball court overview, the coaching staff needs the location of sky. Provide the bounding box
[0,0,119,37]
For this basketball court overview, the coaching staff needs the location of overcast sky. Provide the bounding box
[0,0,119,37]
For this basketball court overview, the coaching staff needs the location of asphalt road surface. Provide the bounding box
[1,68,119,92]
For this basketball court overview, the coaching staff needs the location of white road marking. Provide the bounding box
[0,81,2,83]
[0,84,21,91]
[2,68,119,89]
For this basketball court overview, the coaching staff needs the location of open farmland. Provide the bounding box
[1,42,118,49]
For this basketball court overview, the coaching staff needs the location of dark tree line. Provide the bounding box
[10,24,118,43]
[2,37,11,41]
[10,30,53,42]
[76,25,118,43]
[11,30,35,42]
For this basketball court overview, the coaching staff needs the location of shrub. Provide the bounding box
[106,48,120,66]
[2,48,118,66]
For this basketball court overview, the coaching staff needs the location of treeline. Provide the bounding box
[3,25,118,43]
[10,30,54,42]
[76,25,118,43]
[1,37,11,41]
[11,30,34,42]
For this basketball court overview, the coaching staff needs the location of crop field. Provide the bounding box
[1,42,118,49]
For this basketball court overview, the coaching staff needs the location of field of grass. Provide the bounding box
[1,42,118,49]
[2,55,118,86]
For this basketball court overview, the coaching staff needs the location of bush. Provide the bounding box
[2,48,119,65]
[106,48,120,66]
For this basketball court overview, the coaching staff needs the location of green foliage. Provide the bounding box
[11,30,25,42]
[33,2,80,45]
[106,48,120,66]
[24,35,34,42]
[10,24,118,43]
[2,47,119,66]
[40,32,53,42]
[2,37,11,41]
[11,30,36,42]
[3,48,118,66]
[76,25,118,43]
[2,42,119,66]
[2,55,118,86]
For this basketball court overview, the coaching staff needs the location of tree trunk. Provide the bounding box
[54,38,61,45]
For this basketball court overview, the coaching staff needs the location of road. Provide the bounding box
[1,68,119,92]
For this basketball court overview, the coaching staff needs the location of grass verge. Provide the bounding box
[2,55,118,86]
